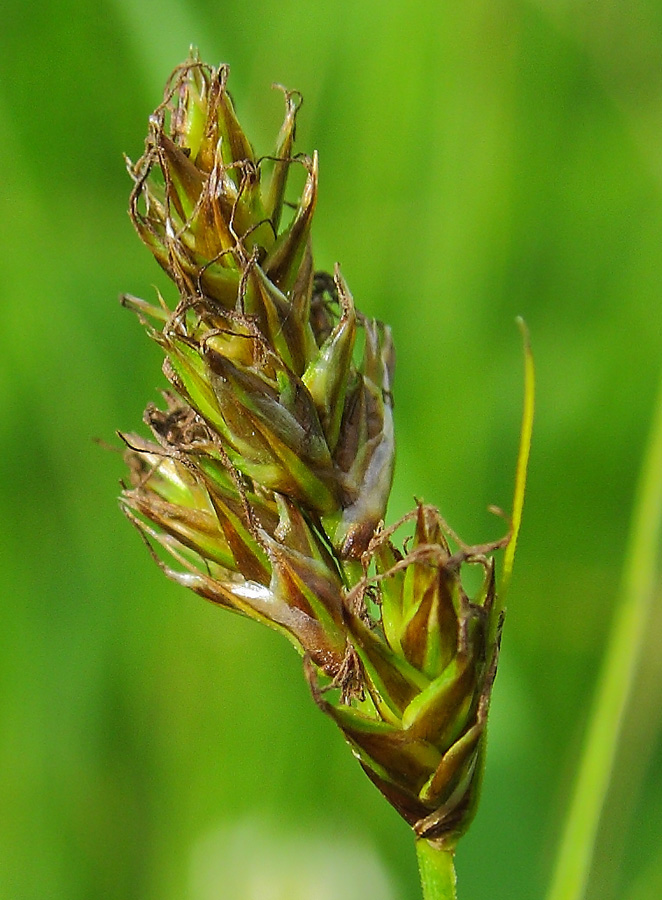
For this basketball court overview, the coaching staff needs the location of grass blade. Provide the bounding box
[546,367,662,900]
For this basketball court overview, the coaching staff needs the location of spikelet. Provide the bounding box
[119,53,521,848]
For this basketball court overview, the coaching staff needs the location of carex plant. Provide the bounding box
[119,53,531,892]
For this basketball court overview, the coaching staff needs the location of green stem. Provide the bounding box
[545,369,662,900]
[501,317,535,600]
[416,838,457,900]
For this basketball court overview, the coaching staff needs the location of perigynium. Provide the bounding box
[118,51,531,899]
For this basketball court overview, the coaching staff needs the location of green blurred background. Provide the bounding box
[2,1,662,898]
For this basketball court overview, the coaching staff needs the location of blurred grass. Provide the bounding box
[1,2,661,898]
[546,368,662,900]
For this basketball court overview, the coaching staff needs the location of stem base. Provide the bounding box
[416,838,457,900]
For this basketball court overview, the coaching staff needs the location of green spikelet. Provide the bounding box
[119,53,525,850]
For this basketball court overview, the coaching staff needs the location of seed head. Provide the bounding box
[120,53,517,847]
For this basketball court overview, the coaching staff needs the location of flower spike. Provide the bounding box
[119,56,526,855]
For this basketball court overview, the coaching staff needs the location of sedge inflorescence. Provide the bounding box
[120,53,508,846]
